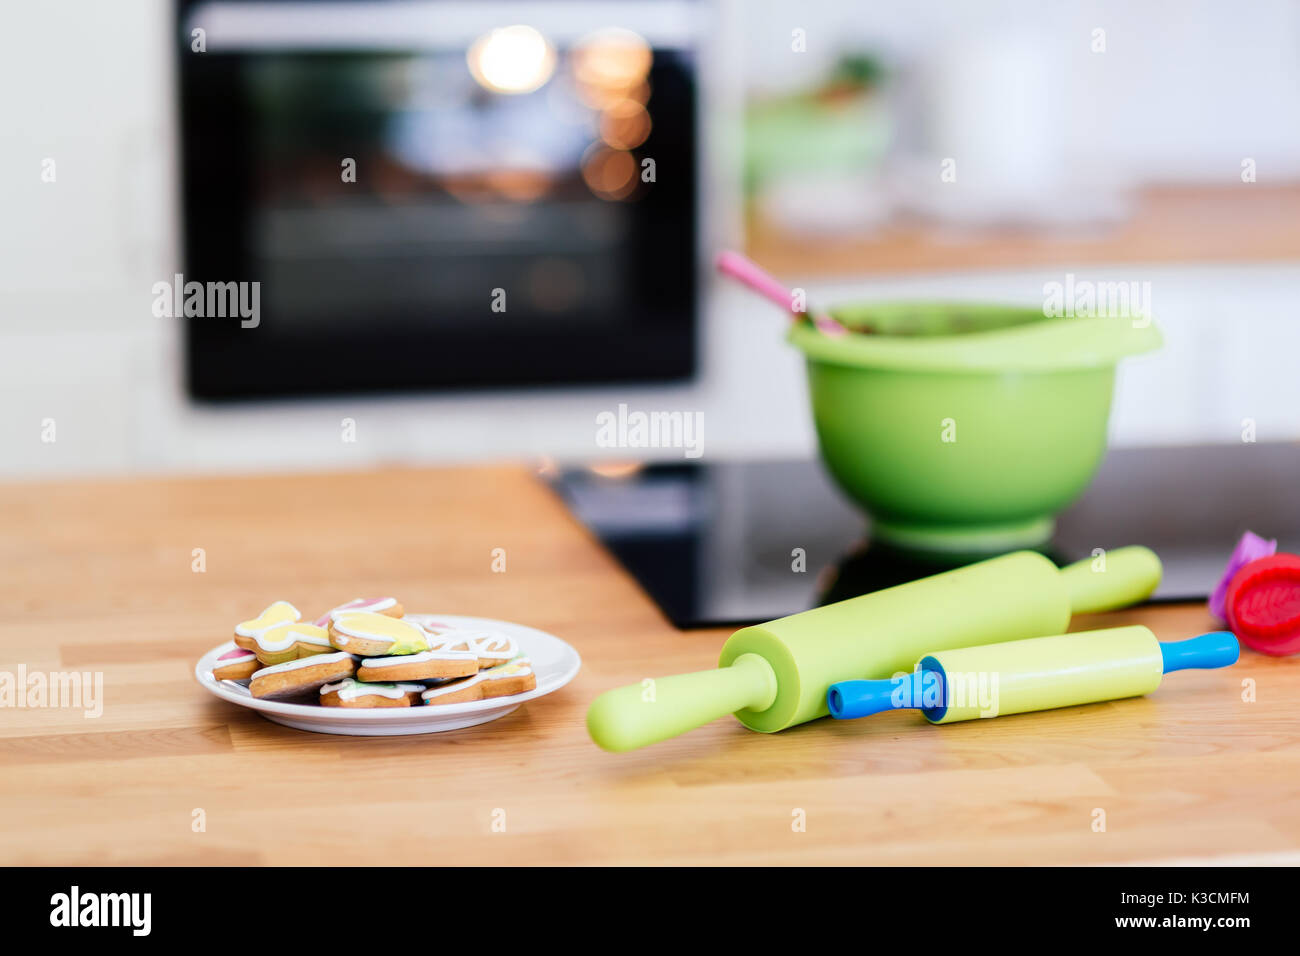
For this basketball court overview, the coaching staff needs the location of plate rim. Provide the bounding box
[194,613,581,722]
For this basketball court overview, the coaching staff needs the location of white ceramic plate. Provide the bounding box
[194,613,581,736]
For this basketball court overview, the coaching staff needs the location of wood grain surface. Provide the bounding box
[1,466,1295,866]
[747,185,1300,277]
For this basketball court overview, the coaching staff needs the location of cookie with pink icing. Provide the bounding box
[421,656,535,706]
[212,647,259,681]
[249,651,357,700]
[319,678,424,708]
[313,597,404,627]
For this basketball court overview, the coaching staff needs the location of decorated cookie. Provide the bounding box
[464,630,520,668]
[320,678,424,709]
[431,630,476,653]
[250,621,334,665]
[421,656,536,706]
[355,639,481,682]
[234,601,301,650]
[212,647,259,681]
[329,612,430,657]
[403,619,518,665]
[314,597,405,627]
[249,651,357,700]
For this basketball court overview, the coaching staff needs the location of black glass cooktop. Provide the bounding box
[547,444,1300,628]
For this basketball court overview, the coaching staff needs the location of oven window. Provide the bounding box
[180,13,697,399]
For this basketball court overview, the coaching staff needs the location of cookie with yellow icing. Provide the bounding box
[249,651,356,700]
[329,612,431,657]
[319,678,424,708]
[250,621,334,665]
[421,656,536,706]
[233,601,301,650]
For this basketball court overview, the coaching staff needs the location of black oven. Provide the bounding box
[178,0,700,400]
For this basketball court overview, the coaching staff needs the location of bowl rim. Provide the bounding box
[788,307,1162,373]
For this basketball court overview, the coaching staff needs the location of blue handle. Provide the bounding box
[828,670,943,720]
[1159,631,1239,674]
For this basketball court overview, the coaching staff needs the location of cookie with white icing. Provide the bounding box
[421,656,535,706]
[320,678,424,708]
[463,630,520,668]
[212,647,259,681]
[233,601,301,650]
[313,597,405,627]
[328,611,431,657]
[249,651,356,700]
[406,621,519,667]
[355,636,481,682]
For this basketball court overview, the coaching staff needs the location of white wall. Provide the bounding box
[2,1,1298,479]
[739,0,1300,182]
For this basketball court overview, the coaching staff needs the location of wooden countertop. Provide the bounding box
[2,466,1296,866]
[747,185,1300,276]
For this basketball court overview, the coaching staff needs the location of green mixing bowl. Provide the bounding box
[788,303,1162,553]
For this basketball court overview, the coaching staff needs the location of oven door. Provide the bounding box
[179,1,699,400]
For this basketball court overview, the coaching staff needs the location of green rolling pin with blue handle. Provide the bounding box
[826,627,1239,723]
[587,546,1162,752]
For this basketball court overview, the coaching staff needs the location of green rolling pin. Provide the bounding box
[825,627,1239,722]
[587,546,1162,752]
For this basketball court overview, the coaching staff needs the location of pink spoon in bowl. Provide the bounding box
[715,250,848,338]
